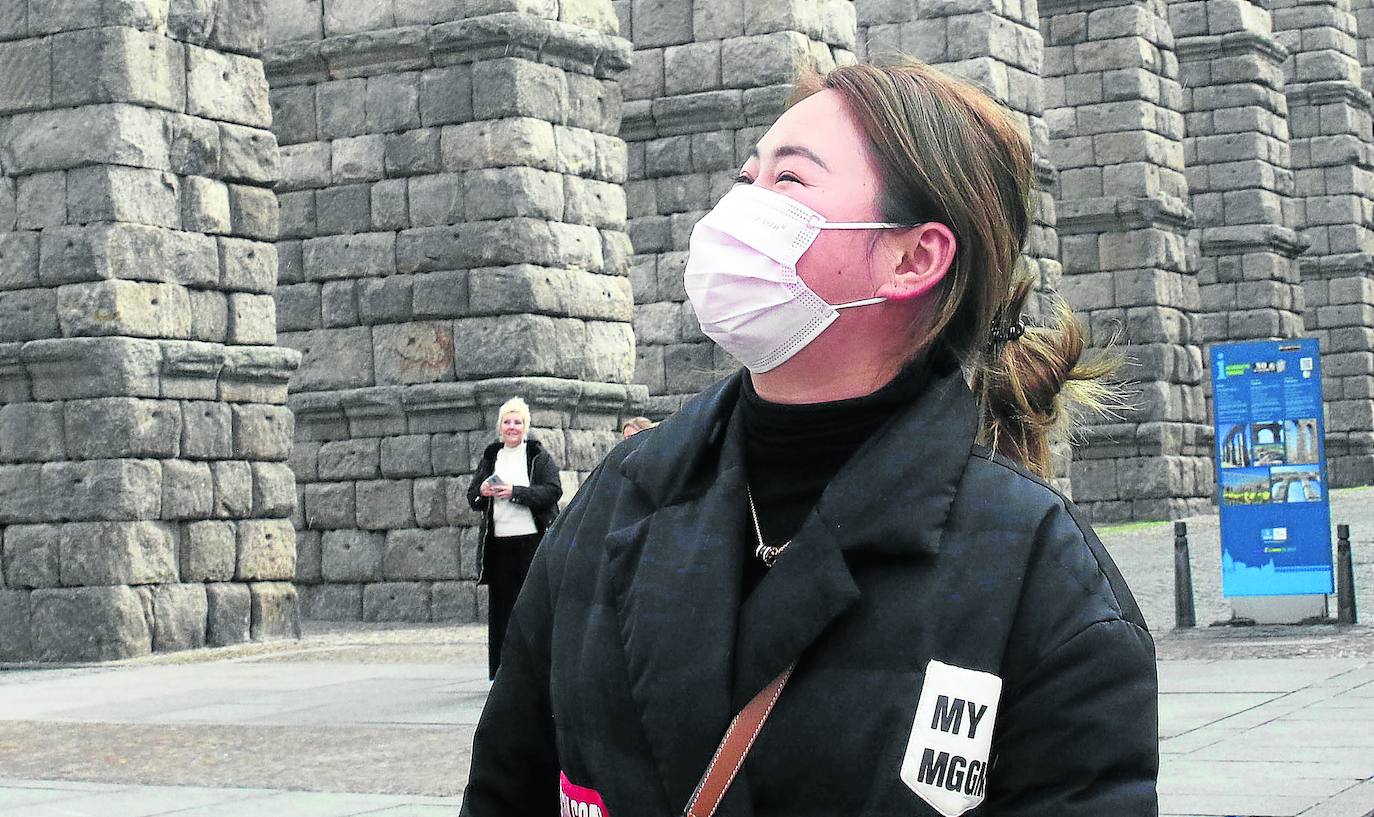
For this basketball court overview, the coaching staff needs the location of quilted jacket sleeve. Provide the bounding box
[983,616,1159,815]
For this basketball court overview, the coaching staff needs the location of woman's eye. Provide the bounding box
[777,172,801,184]
[733,173,754,185]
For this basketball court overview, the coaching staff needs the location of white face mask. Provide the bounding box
[683,184,905,373]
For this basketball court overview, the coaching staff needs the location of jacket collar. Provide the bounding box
[607,366,979,812]
[619,365,978,558]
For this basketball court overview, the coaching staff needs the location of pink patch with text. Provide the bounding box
[560,772,610,817]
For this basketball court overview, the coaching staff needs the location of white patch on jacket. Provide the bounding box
[900,660,1003,816]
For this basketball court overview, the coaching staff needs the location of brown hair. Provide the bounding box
[790,58,1121,477]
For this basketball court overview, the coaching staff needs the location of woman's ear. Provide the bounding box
[875,222,957,301]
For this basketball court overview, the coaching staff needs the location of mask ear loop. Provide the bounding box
[812,220,917,309]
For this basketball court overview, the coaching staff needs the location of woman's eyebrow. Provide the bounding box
[748,144,831,171]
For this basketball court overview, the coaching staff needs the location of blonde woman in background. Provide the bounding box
[465,397,561,680]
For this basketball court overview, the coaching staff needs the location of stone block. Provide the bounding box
[367,72,422,133]
[449,314,584,379]
[161,459,214,520]
[331,134,385,183]
[57,279,193,340]
[373,323,455,386]
[0,104,173,176]
[249,581,299,640]
[40,223,218,288]
[318,439,379,481]
[0,589,32,661]
[180,520,236,581]
[316,183,372,235]
[0,399,61,464]
[0,38,53,115]
[228,292,277,345]
[294,528,322,582]
[383,528,459,581]
[278,190,317,240]
[302,232,395,280]
[2,524,60,589]
[0,288,58,342]
[301,481,353,530]
[58,521,178,585]
[231,404,293,461]
[406,174,462,227]
[51,27,184,112]
[299,583,362,621]
[151,583,207,652]
[186,45,270,128]
[250,461,296,518]
[472,58,569,123]
[317,79,367,140]
[420,65,473,126]
[463,167,564,221]
[218,122,279,185]
[270,84,318,146]
[218,238,276,294]
[431,581,478,622]
[42,459,162,522]
[413,477,447,527]
[236,518,295,581]
[380,436,432,479]
[440,118,557,173]
[363,581,430,622]
[16,171,66,229]
[411,269,468,319]
[65,398,182,460]
[356,479,415,530]
[369,179,408,230]
[357,277,412,326]
[278,143,330,192]
[0,464,44,524]
[181,176,232,234]
[228,183,279,241]
[30,585,151,662]
[205,581,251,646]
[0,231,39,290]
[632,0,692,46]
[181,402,233,460]
[321,529,384,581]
[211,459,252,518]
[317,280,357,327]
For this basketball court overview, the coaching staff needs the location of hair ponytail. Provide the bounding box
[971,275,1122,478]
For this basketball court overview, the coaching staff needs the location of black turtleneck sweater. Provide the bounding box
[738,361,932,594]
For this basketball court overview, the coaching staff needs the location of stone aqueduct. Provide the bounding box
[2,0,1373,661]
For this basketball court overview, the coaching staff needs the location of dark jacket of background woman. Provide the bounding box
[465,438,561,585]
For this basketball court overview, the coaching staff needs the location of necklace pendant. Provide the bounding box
[755,543,787,567]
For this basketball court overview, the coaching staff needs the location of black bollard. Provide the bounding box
[1337,524,1358,625]
[1174,521,1196,629]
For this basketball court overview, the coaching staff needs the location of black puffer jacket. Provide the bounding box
[465,438,562,585]
[461,369,1158,816]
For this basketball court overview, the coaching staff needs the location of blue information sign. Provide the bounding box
[1211,338,1333,597]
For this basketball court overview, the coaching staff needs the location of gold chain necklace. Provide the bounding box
[745,485,792,567]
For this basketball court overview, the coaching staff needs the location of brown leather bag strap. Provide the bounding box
[682,663,796,817]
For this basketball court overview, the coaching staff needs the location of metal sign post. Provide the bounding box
[1210,338,1334,624]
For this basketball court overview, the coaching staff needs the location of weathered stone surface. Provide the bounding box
[58,521,178,586]
[65,399,182,460]
[249,581,299,640]
[236,518,295,580]
[250,461,297,517]
[363,581,430,622]
[2,524,60,589]
[161,459,214,520]
[211,460,252,519]
[205,582,251,646]
[0,589,32,661]
[30,586,151,663]
[298,582,363,621]
[382,528,459,580]
[304,482,356,529]
[151,583,208,652]
[181,520,236,582]
[431,580,478,622]
[0,402,65,462]
[42,460,162,522]
[231,404,294,461]
[321,529,384,581]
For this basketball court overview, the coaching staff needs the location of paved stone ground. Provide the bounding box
[0,490,1372,816]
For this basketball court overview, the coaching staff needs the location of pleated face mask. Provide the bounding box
[683,184,904,373]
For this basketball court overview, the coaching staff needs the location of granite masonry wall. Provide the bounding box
[0,0,302,662]
[261,0,642,624]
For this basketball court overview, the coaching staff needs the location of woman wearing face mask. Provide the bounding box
[465,397,562,681]
[461,58,1156,817]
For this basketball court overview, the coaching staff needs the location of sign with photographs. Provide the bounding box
[1211,338,1333,597]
